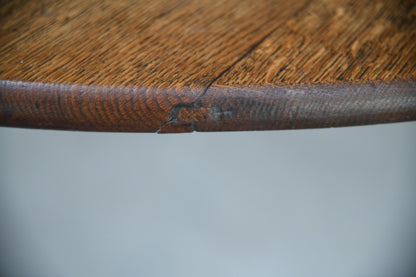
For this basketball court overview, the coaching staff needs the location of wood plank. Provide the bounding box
[0,0,415,132]
[214,0,416,86]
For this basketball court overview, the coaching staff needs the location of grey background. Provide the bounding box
[0,122,415,277]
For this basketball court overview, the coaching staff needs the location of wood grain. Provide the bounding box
[0,0,415,132]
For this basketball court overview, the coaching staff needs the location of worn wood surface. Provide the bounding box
[0,0,415,132]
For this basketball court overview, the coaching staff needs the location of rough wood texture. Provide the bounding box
[1,0,415,132]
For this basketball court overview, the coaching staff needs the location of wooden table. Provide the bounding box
[1,0,415,132]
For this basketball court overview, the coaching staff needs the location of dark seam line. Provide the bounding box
[195,0,313,106]
[194,27,279,106]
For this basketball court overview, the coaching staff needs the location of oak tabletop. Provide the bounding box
[1,0,415,132]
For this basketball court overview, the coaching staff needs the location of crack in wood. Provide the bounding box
[157,28,277,133]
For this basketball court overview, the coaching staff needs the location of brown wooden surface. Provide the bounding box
[1,0,415,132]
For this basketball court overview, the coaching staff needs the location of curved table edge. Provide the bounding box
[1,80,415,133]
